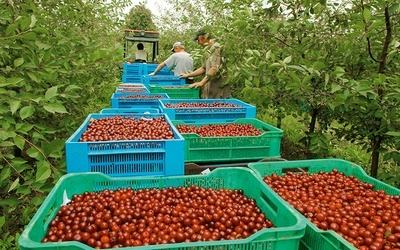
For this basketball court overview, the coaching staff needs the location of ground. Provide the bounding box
[280,137,310,160]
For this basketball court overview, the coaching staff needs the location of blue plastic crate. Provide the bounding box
[100,108,159,114]
[122,74,142,83]
[115,87,150,93]
[111,92,169,109]
[118,83,146,88]
[122,63,172,75]
[122,62,145,75]
[19,168,306,250]
[159,99,257,123]
[65,113,184,177]
[143,63,173,75]
[141,75,186,89]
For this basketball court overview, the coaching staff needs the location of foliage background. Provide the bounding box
[0,0,399,248]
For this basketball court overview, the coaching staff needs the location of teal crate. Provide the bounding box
[248,159,400,250]
[19,167,306,250]
[99,108,159,114]
[149,84,200,99]
[111,92,169,109]
[172,118,283,163]
[159,99,257,123]
[65,113,184,177]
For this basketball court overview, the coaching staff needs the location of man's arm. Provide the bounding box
[180,66,206,79]
[151,62,166,75]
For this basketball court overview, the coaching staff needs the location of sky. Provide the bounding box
[124,0,167,17]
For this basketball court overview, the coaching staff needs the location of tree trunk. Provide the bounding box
[366,4,391,177]
[277,116,282,129]
[370,136,383,178]
[306,108,318,156]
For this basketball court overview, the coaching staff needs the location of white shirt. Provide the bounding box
[135,50,147,61]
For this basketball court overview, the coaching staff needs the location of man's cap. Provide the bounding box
[171,42,184,52]
[193,29,207,41]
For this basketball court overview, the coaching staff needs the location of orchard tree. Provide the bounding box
[125,2,157,31]
[331,0,400,178]
[0,0,130,247]
[156,0,400,180]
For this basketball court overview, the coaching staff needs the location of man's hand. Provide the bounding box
[180,73,188,78]
[149,72,155,76]
[189,82,204,89]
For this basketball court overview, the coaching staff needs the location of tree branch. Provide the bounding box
[367,37,381,62]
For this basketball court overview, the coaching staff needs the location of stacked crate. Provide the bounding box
[65,113,184,177]
[121,62,172,83]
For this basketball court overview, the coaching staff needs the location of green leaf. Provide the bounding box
[27,72,39,82]
[333,67,345,77]
[312,61,325,70]
[325,74,330,85]
[16,186,32,195]
[32,197,46,206]
[265,50,271,60]
[30,14,37,28]
[26,147,40,159]
[388,3,399,15]
[10,100,21,114]
[20,31,36,40]
[0,168,11,182]
[3,77,24,86]
[386,131,400,137]
[302,75,313,84]
[43,139,66,157]
[0,216,5,229]
[283,56,292,64]
[0,141,15,147]
[287,65,305,72]
[8,177,19,192]
[20,17,31,30]
[0,197,20,206]
[13,135,25,150]
[65,85,81,92]
[14,58,24,68]
[5,23,18,36]
[36,161,51,182]
[44,103,68,114]
[45,86,58,100]
[363,8,371,23]
[269,63,281,68]
[20,106,35,120]
[15,123,34,134]
[35,41,52,50]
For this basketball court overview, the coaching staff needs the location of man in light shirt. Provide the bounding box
[149,42,194,83]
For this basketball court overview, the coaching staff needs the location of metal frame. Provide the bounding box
[124,29,159,62]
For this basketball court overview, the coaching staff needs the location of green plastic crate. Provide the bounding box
[19,168,305,250]
[248,158,400,250]
[172,118,284,163]
[149,84,200,99]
